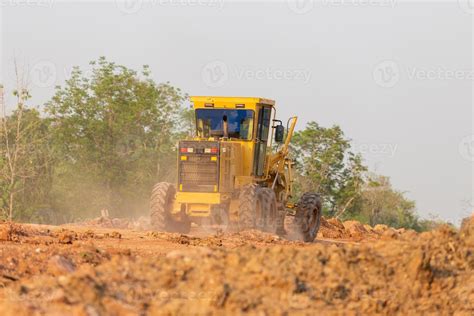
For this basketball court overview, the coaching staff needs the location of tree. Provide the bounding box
[291,122,442,230]
[46,57,187,218]
[359,174,421,230]
[0,65,53,221]
[292,122,366,217]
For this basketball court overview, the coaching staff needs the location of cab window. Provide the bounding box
[196,109,254,140]
[253,106,272,176]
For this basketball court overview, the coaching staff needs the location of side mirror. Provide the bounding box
[275,125,285,143]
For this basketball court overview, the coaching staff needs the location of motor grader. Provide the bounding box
[150,96,322,242]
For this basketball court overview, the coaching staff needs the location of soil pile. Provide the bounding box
[75,214,408,242]
[75,215,151,231]
[0,216,472,315]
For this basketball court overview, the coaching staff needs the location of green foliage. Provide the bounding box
[357,174,421,230]
[0,106,54,221]
[362,173,452,232]
[0,58,447,231]
[45,57,188,219]
[417,214,455,232]
[291,122,438,231]
[292,122,366,217]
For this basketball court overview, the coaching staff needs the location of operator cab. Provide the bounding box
[196,108,254,140]
[191,96,282,178]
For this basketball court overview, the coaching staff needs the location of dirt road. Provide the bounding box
[0,216,472,315]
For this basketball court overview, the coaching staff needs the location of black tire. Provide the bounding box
[238,184,259,230]
[175,212,191,234]
[276,202,287,236]
[150,182,190,233]
[257,188,278,233]
[295,193,322,242]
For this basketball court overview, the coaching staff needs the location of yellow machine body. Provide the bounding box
[172,96,297,220]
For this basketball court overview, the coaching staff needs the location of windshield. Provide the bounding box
[196,109,254,140]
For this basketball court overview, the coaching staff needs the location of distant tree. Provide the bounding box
[180,106,195,138]
[417,214,454,232]
[0,65,53,221]
[292,122,366,217]
[46,57,187,218]
[360,174,421,230]
[0,57,439,229]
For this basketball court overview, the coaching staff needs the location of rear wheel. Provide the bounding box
[295,193,322,242]
[150,182,190,233]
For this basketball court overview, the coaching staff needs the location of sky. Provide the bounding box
[1,0,473,225]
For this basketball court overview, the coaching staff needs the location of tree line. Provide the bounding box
[0,57,443,231]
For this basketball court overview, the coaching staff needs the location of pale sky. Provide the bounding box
[1,0,473,224]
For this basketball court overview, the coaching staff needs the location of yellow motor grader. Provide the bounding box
[150,96,322,242]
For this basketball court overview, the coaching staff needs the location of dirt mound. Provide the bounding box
[75,215,388,242]
[0,220,471,315]
[460,212,474,245]
[75,215,151,230]
[0,221,35,241]
[147,229,305,249]
[318,217,407,241]
[319,217,349,239]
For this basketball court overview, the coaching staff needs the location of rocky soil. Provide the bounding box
[0,214,472,315]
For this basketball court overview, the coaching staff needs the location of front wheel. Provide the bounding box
[257,188,278,233]
[237,184,259,230]
[150,182,191,233]
[295,193,322,242]
[275,202,287,236]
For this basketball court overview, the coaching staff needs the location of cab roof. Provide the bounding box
[190,96,275,109]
